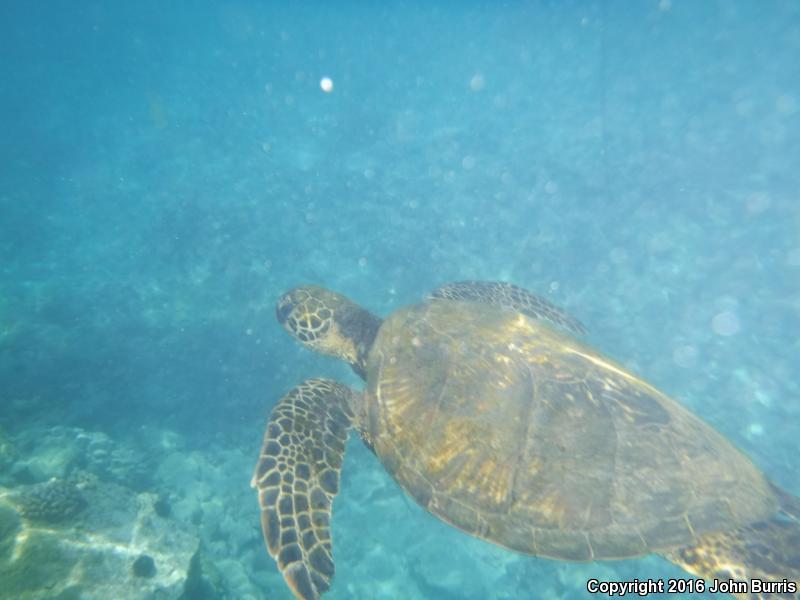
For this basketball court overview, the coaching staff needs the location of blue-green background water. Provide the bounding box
[1,1,798,598]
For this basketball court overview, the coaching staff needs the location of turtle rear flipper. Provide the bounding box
[428,280,586,335]
[664,517,800,599]
[774,483,800,522]
[252,379,355,600]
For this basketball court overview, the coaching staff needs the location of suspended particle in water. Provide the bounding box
[776,93,797,115]
[462,155,476,170]
[320,77,334,93]
[469,73,485,92]
[672,345,698,368]
[358,257,368,267]
[609,247,628,264]
[786,248,800,267]
[745,192,770,214]
[711,311,741,336]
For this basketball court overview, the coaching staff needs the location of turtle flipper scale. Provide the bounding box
[252,379,354,600]
[428,280,586,335]
[663,514,800,600]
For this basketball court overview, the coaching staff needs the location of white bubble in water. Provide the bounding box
[672,345,698,368]
[320,77,334,93]
[469,73,485,92]
[747,422,764,437]
[711,311,741,336]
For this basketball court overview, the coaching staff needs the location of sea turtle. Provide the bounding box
[252,281,800,599]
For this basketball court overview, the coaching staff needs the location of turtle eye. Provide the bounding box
[276,299,294,324]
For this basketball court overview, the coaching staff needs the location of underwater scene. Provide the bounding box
[1,1,798,599]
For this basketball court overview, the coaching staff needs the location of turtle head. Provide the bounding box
[276,285,381,380]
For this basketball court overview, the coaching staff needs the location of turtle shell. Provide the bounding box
[363,300,777,560]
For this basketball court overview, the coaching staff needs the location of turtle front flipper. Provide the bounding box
[428,280,586,335]
[252,379,355,600]
[663,514,800,600]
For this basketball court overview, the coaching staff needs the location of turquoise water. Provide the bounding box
[1,2,798,599]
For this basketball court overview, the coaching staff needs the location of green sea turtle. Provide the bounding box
[252,281,800,599]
